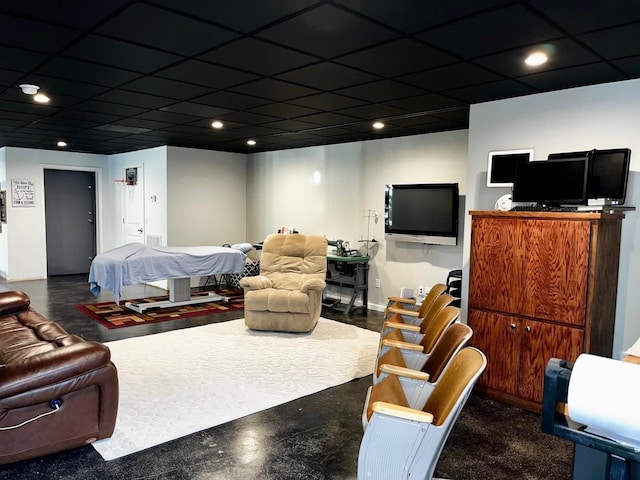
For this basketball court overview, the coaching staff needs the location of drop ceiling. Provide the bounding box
[1,1,639,155]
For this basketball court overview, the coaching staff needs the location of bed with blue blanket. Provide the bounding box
[89,243,246,310]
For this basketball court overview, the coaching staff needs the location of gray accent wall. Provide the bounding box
[464,78,640,358]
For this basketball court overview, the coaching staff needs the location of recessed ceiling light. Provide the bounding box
[211,120,223,129]
[33,93,50,103]
[57,141,67,147]
[525,52,548,67]
[373,121,385,130]
[19,84,40,95]
[247,139,257,146]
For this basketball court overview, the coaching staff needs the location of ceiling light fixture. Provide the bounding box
[19,84,40,95]
[525,52,548,67]
[33,93,50,103]
[19,84,50,103]
[57,140,67,147]
[373,121,385,130]
[247,139,257,146]
[211,120,223,129]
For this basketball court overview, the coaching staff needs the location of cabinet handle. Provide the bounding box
[525,325,531,332]
[510,323,516,330]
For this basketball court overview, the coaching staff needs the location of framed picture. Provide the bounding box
[486,149,534,187]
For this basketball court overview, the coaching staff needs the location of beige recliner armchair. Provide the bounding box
[240,234,328,332]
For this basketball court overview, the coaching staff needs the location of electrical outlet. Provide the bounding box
[375,278,381,288]
[418,285,425,296]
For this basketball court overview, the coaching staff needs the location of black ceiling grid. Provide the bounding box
[0,1,638,155]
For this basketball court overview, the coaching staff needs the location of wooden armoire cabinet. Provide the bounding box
[467,210,624,412]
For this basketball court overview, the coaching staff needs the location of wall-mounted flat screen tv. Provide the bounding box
[385,183,459,246]
[548,148,631,204]
[512,158,590,205]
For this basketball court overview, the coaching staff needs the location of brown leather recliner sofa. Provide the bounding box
[0,290,118,464]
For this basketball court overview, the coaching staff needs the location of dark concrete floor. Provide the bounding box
[0,275,573,479]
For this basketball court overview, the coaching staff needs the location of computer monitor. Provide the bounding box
[548,148,631,204]
[589,148,631,204]
[486,149,534,187]
[512,157,590,205]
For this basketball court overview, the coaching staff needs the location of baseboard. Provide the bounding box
[367,302,385,312]
[323,295,386,313]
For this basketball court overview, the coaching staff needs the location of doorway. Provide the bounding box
[122,165,145,244]
[44,169,97,275]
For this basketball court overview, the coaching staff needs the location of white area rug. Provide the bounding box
[92,318,379,460]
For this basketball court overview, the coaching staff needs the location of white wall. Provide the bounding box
[107,146,168,250]
[0,145,246,283]
[247,130,469,310]
[1,147,107,280]
[464,78,640,358]
[167,146,246,246]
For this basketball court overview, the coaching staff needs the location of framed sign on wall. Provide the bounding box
[11,178,35,207]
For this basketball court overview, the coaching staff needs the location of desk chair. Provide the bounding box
[358,347,487,480]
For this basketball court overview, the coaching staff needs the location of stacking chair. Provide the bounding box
[358,347,487,480]
[372,323,473,407]
[381,293,454,339]
[383,283,447,323]
[379,305,459,357]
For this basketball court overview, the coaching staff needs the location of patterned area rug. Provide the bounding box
[76,288,244,329]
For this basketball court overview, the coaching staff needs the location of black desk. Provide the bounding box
[323,255,369,314]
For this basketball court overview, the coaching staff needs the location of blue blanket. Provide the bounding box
[89,243,246,304]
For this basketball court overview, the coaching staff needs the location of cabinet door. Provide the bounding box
[468,309,521,396]
[521,220,590,325]
[469,218,526,315]
[518,319,584,403]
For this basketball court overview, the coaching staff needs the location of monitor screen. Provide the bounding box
[512,158,590,205]
[487,149,534,187]
[548,148,631,203]
[548,150,592,161]
[589,148,631,203]
[385,183,459,244]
